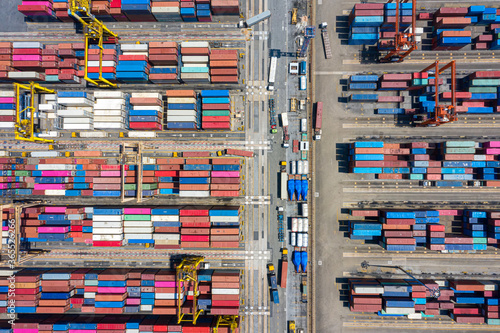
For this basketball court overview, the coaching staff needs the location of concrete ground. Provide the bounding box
[0,0,27,32]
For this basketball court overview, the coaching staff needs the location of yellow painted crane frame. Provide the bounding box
[177,256,204,324]
[213,315,239,333]
[69,0,119,88]
[14,82,55,143]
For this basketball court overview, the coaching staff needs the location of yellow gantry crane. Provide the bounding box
[213,315,239,333]
[177,256,205,324]
[69,0,119,88]
[14,82,55,143]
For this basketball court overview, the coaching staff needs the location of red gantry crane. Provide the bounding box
[380,0,417,63]
[417,60,457,127]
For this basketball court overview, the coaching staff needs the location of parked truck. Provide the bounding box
[280,248,288,288]
[281,113,290,147]
[319,22,332,59]
[268,263,280,304]
[301,275,307,303]
[314,102,323,140]
[239,10,271,28]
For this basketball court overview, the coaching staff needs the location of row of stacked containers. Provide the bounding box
[0,89,233,131]
[0,268,241,317]
[348,278,500,325]
[348,209,500,251]
[18,0,240,22]
[0,150,244,198]
[348,3,500,50]
[0,41,239,84]
[349,141,500,186]
[348,71,500,115]
[2,205,240,248]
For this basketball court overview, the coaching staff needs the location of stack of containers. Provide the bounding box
[87,44,118,83]
[196,3,212,22]
[179,161,211,198]
[42,45,60,83]
[122,0,156,22]
[57,43,79,84]
[156,157,182,195]
[148,42,178,83]
[427,223,445,251]
[201,90,231,130]
[349,75,378,90]
[142,157,159,197]
[151,1,180,21]
[82,269,98,312]
[2,207,13,246]
[381,211,416,251]
[92,207,124,247]
[488,211,500,245]
[347,3,383,45]
[153,269,179,315]
[95,269,129,314]
[37,207,71,243]
[93,90,129,130]
[210,49,238,83]
[348,279,384,313]
[0,91,15,129]
[91,0,112,21]
[180,207,210,248]
[10,42,45,82]
[441,141,475,182]
[56,91,94,130]
[210,158,241,196]
[17,0,58,21]
[462,210,488,251]
[152,207,181,249]
[180,1,196,22]
[165,90,198,130]
[116,43,150,82]
[53,0,71,22]
[432,8,472,50]
[123,208,154,246]
[110,0,127,21]
[180,42,210,83]
[0,42,12,82]
[210,270,240,316]
[129,92,163,130]
[211,0,239,15]
[209,207,240,248]
[450,280,487,324]
[40,270,73,314]
[349,222,382,241]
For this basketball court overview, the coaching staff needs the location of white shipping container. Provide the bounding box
[291,161,296,174]
[65,106,93,112]
[303,218,309,233]
[152,7,179,14]
[180,73,210,80]
[93,122,126,129]
[128,131,156,138]
[123,221,152,227]
[36,164,75,170]
[45,190,66,196]
[143,157,156,164]
[155,293,184,300]
[154,239,180,245]
[87,61,116,67]
[168,97,197,104]
[151,215,179,222]
[291,218,298,232]
[93,116,125,123]
[385,307,415,315]
[166,115,197,122]
[13,42,43,48]
[297,161,303,175]
[121,44,149,52]
[153,234,180,240]
[167,110,197,117]
[94,110,126,117]
[63,118,93,124]
[92,215,123,222]
[57,98,94,107]
[31,151,60,157]
[0,91,15,97]
[62,124,94,130]
[181,41,210,48]
[181,56,209,63]
[123,227,154,234]
[131,92,162,99]
[94,102,125,110]
[179,190,210,197]
[0,122,14,128]
[39,104,55,111]
[34,131,59,138]
[133,106,163,112]
[182,63,208,68]
[79,131,109,138]
[209,216,239,223]
[92,222,123,228]
[298,218,304,232]
[9,72,43,80]
[140,305,153,312]
[0,151,8,157]
[92,228,123,235]
[57,110,92,118]
[304,161,309,175]
[211,289,239,295]
[302,233,308,247]
[93,91,125,98]
[297,233,303,247]
[84,292,96,298]
[121,51,149,56]
[302,203,308,217]
[407,313,422,320]
[92,235,123,241]
[353,286,384,294]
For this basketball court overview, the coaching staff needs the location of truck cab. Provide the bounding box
[288,321,296,333]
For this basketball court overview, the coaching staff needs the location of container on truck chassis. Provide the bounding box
[240,10,271,28]
[280,171,288,200]
[301,275,307,303]
[280,248,288,288]
[268,263,280,304]
[225,148,254,157]
[268,56,277,91]
[320,22,332,59]
[314,102,323,140]
[281,113,290,147]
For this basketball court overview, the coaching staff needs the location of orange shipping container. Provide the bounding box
[179,171,211,177]
[129,98,162,106]
[210,184,240,191]
[181,48,210,55]
[211,76,238,83]
[185,159,210,165]
[165,90,196,98]
[149,48,178,55]
[210,68,238,76]
[377,174,403,180]
[353,148,384,154]
[178,184,210,191]
[181,228,210,235]
[210,235,240,242]
[210,228,239,235]
[210,60,238,68]
[181,241,210,248]
[210,53,238,60]
[150,42,178,48]
[156,158,185,164]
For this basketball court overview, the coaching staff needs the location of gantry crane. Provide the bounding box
[177,256,205,324]
[120,143,143,203]
[380,0,417,63]
[417,60,457,127]
[361,261,441,298]
[213,315,239,333]
[14,82,55,143]
[299,26,316,58]
[69,0,119,88]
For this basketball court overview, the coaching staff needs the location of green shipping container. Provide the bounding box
[470,79,500,86]
[445,147,476,154]
[445,141,476,148]
[181,67,209,73]
[202,110,230,117]
[142,183,158,190]
[412,79,428,86]
[410,174,423,180]
[124,214,151,221]
[15,171,30,176]
[468,86,497,93]
[124,184,137,190]
[473,237,487,244]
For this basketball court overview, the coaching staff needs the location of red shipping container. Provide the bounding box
[350,210,379,217]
